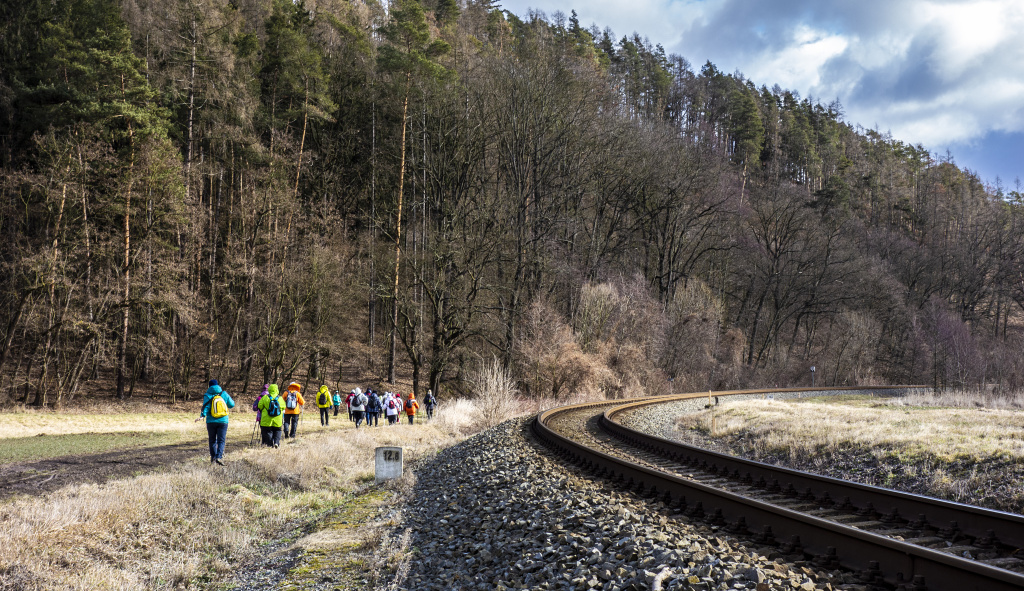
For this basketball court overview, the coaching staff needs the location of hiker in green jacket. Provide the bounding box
[258,384,285,448]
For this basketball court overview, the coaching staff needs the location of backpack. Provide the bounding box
[318,391,327,406]
[286,391,298,410]
[387,398,396,410]
[405,398,414,410]
[210,395,229,419]
[266,395,282,417]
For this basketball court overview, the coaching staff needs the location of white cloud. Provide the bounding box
[921,0,1015,79]
[743,25,848,92]
[828,0,1024,146]
[503,0,700,44]
[499,0,1024,178]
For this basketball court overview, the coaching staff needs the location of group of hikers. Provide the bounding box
[343,386,438,427]
[196,379,439,463]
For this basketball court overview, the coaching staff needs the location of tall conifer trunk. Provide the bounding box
[185,13,196,202]
[294,80,309,200]
[116,118,135,401]
[387,74,412,384]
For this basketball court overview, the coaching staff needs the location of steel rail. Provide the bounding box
[534,386,1024,591]
[602,390,1024,552]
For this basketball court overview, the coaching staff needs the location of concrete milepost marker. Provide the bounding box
[375,446,403,483]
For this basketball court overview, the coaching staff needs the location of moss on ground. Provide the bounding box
[249,487,396,591]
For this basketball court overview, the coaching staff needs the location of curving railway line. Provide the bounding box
[533,387,1024,591]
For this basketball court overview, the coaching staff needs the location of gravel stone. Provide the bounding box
[397,418,845,590]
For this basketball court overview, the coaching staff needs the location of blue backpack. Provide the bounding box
[266,395,282,417]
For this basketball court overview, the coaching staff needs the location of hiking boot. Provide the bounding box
[215,459,224,466]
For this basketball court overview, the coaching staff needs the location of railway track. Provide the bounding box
[534,387,1024,591]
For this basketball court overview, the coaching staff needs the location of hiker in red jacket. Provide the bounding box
[345,389,356,421]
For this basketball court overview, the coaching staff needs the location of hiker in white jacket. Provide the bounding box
[384,391,400,425]
[350,388,367,428]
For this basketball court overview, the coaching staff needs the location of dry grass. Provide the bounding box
[430,398,482,435]
[0,411,203,439]
[688,396,1024,461]
[890,388,1024,410]
[678,395,1024,512]
[0,410,251,464]
[0,421,446,589]
[467,357,521,430]
[0,392,589,590]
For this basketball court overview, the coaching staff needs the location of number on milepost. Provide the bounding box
[376,446,404,483]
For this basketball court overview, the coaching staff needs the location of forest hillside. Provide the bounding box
[2,0,1023,406]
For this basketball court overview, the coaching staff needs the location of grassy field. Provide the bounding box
[0,430,199,464]
[0,394,544,591]
[678,393,1024,513]
[0,404,260,464]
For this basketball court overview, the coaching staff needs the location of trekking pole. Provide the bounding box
[250,417,259,447]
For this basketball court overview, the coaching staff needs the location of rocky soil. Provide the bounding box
[398,418,860,591]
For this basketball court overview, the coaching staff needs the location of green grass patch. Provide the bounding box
[0,429,200,464]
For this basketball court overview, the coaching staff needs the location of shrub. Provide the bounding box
[468,357,521,429]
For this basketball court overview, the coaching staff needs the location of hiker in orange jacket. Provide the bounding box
[404,393,419,425]
[282,382,305,440]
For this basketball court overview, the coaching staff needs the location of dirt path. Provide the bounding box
[0,435,254,501]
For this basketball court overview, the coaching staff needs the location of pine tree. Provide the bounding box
[728,84,764,201]
[260,0,336,199]
[378,0,450,384]
[26,0,185,400]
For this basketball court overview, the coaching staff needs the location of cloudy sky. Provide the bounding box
[498,0,1024,189]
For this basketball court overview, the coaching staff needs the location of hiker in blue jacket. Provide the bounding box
[196,379,236,465]
[366,390,382,427]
